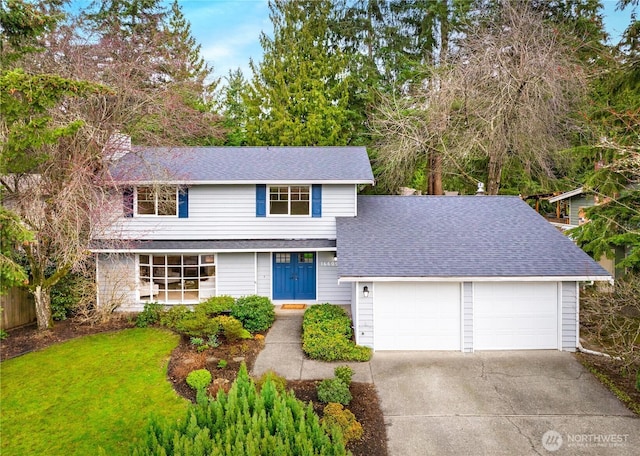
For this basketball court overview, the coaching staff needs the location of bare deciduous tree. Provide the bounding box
[371,1,587,195]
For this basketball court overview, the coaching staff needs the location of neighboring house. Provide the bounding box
[546,187,596,228]
[92,146,611,352]
[545,187,626,278]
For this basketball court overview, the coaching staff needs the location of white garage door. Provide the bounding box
[374,282,461,350]
[474,282,558,350]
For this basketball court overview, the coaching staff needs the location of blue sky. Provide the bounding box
[71,1,636,81]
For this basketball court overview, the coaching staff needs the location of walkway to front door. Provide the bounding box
[272,252,316,300]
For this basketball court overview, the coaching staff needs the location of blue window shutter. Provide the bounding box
[312,184,322,218]
[123,187,134,217]
[178,188,189,218]
[256,184,266,217]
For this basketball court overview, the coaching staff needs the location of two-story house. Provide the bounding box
[92,146,611,352]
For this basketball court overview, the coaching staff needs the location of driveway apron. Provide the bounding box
[370,351,639,456]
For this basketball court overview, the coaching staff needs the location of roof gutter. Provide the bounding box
[338,275,613,283]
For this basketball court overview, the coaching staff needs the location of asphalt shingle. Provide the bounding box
[336,195,611,279]
[110,146,375,183]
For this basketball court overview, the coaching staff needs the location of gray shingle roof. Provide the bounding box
[110,146,374,183]
[336,196,611,279]
[91,239,336,252]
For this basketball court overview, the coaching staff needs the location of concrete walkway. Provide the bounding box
[251,308,373,382]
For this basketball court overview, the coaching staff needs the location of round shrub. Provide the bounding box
[322,403,363,444]
[186,369,212,391]
[159,305,191,329]
[197,295,235,317]
[317,378,352,405]
[231,295,275,332]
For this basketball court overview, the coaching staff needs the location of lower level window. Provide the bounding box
[139,254,215,302]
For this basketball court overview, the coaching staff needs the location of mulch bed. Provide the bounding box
[1,316,389,455]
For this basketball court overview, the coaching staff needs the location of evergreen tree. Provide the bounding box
[218,68,249,146]
[245,0,354,146]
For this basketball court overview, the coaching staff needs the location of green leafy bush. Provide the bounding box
[174,312,220,338]
[197,295,235,317]
[159,305,191,328]
[131,364,348,455]
[302,304,372,362]
[255,370,287,394]
[231,295,275,332]
[135,302,164,328]
[322,402,363,443]
[317,378,352,405]
[213,315,251,341]
[334,365,354,386]
[0,329,8,340]
[217,359,228,369]
[636,369,640,393]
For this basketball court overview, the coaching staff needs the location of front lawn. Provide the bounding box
[1,328,188,455]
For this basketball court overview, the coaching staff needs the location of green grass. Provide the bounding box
[1,328,189,455]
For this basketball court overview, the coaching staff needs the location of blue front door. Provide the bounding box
[273,252,316,300]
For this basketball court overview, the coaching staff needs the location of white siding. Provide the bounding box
[561,282,578,352]
[100,184,356,240]
[317,251,351,304]
[96,254,139,311]
[462,282,473,353]
[256,253,271,297]
[217,253,256,297]
[356,282,374,348]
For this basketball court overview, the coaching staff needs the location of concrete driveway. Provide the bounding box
[370,351,639,456]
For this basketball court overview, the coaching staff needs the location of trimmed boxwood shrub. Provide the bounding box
[132,364,348,456]
[302,304,372,362]
[317,378,352,405]
[186,369,212,403]
[231,295,275,332]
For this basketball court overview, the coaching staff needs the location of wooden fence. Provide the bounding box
[1,287,36,330]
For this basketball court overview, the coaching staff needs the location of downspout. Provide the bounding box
[576,340,622,360]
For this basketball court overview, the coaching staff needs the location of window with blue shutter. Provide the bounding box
[178,188,189,218]
[312,184,322,218]
[256,184,266,217]
[123,187,134,217]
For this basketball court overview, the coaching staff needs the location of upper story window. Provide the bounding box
[136,186,178,216]
[269,185,310,216]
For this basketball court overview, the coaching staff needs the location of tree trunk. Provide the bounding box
[427,150,444,195]
[486,153,503,195]
[33,285,53,330]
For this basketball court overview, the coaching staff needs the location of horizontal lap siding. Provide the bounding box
[100,184,356,240]
[97,254,138,311]
[561,282,578,352]
[317,251,351,304]
[256,253,271,297]
[217,253,256,297]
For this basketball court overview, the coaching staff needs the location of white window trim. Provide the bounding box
[267,185,311,217]
[134,186,179,217]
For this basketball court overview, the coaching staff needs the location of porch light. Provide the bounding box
[333,252,338,262]
[363,286,369,298]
